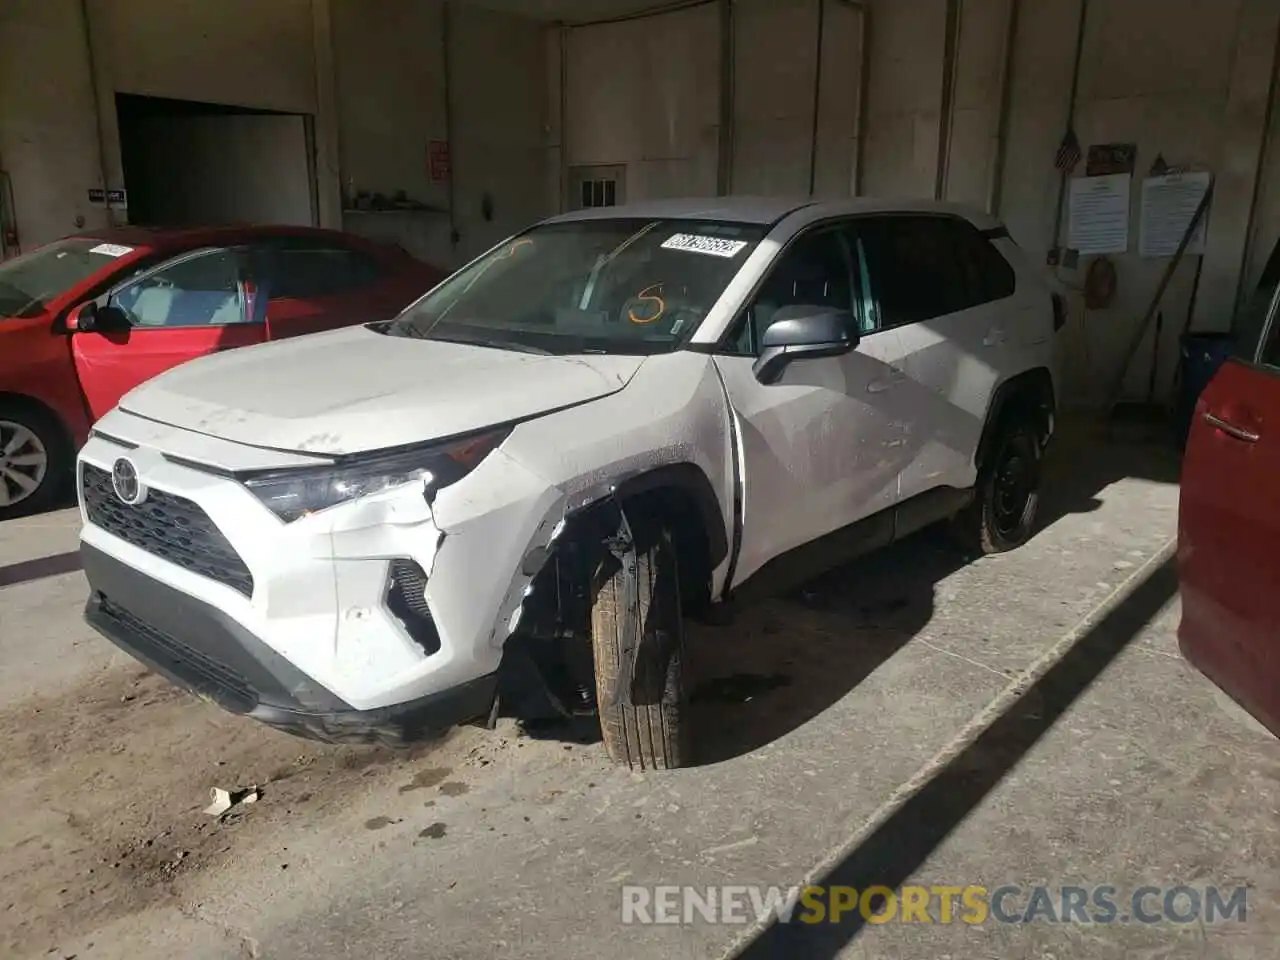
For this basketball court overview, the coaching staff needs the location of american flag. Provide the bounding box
[1054,127,1082,174]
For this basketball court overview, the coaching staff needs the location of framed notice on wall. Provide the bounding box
[1068,174,1131,255]
[1139,171,1211,258]
[428,141,451,182]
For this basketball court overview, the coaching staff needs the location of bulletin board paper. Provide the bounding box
[1140,171,1211,258]
[1068,174,1131,256]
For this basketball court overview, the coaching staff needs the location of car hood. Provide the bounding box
[119,326,646,456]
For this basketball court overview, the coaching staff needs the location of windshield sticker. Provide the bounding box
[88,243,134,258]
[660,234,749,258]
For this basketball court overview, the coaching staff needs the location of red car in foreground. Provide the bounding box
[1178,239,1280,737]
[0,225,443,517]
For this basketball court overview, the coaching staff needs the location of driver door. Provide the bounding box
[72,246,265,420]
[712,223,915,589]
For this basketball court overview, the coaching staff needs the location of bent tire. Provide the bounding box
[953,416,1042,555]
[590,516,689,771]
[0,404,70,521]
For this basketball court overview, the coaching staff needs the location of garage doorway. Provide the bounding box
[115,94,317,229]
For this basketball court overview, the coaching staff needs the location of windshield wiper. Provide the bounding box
[430,334,551,356]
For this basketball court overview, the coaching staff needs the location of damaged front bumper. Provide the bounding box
[76,414,569,742]
[83,543,498,743]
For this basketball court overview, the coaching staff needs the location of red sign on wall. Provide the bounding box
[428,140,451,182]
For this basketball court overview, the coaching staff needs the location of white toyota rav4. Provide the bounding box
[77,197,1062,769]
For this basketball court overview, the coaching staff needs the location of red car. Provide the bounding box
[1179,238,1280,737]
[0,225,443,518]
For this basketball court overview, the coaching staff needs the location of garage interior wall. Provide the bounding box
[5,0,1280,414]
[563,3,721,203]
[863,0,1280,406]
[0,0,113,249]
[0,0,550,269]
[332,0,550,267]
[560,0,866,203]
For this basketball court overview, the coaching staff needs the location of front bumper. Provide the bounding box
[82,543,498,744]
[77,410,568,732]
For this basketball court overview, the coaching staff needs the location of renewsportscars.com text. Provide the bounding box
[621,884,1249,926]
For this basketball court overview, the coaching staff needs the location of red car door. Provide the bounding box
[1178,272,1280,736]
[71,246,265,420]
[255,239,407,339]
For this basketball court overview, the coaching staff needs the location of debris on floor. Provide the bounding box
[203,785,261,818]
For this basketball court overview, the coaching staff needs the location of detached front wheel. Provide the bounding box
[590,516,689,771]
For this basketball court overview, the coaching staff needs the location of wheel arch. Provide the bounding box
[975,367,1056,470]
[0,392,76,449]
[552,462,728,614]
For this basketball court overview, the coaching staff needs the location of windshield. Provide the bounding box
[380,218,767,355]
[0,238,135,318]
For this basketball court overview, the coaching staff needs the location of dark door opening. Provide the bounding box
[116,93,317,229]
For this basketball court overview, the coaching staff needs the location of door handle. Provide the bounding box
[983,327,1007,346]
[867,369,907,393]
[1203,411,1260,443]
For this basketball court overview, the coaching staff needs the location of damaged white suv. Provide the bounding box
[78,197,1061,769]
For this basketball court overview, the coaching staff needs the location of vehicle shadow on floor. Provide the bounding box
[684,427,1181,767]
[730,554,1179,959]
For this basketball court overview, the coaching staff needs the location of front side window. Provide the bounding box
[112,247,251,328]
[381,219,767,356]
[0,238,138,318]
[727,228,856,356]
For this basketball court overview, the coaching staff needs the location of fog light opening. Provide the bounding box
[385,559,441,656]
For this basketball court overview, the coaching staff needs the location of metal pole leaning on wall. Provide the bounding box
[1103,183,1214,416]
[1049,0,1090,251]
[935,0,962,200]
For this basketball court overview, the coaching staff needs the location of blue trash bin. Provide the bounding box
[1175,332,1234,445]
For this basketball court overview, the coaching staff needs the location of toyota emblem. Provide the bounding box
[111,457,147,505]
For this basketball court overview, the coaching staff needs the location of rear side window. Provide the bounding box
[258,242,382,299]
[852,215,1014,329]
[949,219,1016,303]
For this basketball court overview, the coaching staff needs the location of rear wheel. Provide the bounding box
[0,405,69,521]
[590,516,688,771]
[953,416,1042,554]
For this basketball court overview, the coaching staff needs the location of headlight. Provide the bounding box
[240,428,510,522]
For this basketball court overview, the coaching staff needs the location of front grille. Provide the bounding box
[82,463,255,598]
[97,595,258,714]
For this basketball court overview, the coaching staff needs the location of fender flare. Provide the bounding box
[609,462,730,569]
[974,367,1056,471]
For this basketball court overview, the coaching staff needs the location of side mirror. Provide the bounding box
[65,301,97,332]
[66,301,128,333]
[752,306,861,385]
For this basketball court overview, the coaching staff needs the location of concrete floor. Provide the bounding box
[0,434,1276,959]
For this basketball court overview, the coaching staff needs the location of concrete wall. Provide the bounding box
[563,4,722,201]
[863,0,1280,406]
[0,0,111,248]
[4,0,1278,409]
[448,4,551,261]
[0,0,550,269]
